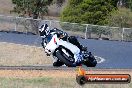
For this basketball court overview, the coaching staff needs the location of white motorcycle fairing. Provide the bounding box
[58,40,80,55]
[45,34,80,56]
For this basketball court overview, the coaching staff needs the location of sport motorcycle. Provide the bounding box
[40,28,97,67]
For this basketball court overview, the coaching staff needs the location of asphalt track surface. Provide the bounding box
[0,31,132,69]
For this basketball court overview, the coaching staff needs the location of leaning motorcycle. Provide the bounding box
[40,29,97,67]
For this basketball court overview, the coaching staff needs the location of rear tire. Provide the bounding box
[83,55,97,67]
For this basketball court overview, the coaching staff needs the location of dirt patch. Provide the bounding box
[0,42,52,66]
[0,70,76,78]
[0,69,131,79]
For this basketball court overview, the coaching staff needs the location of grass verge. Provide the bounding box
[0,76,131,88]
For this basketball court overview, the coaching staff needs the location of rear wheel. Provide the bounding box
[83,55,97,67]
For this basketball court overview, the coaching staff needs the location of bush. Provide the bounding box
[61,0,117,25]
[108,7,132,28]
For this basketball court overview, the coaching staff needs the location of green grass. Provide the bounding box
[0,77,131,88]
[0,77,52,88]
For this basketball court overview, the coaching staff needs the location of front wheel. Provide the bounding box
[53,60,64,67]
[55,50,76,67]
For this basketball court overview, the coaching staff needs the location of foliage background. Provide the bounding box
[60,0,118,25]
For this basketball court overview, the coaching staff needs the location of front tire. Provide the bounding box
[53,60,64,67]
[55,50,76,67]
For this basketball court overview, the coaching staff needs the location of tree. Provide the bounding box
[11,0,65,34]
[12,0,65,19]
[61,0,118,25]
[126,0,132,11]
[117,0,132,11]
[108,7,132,28]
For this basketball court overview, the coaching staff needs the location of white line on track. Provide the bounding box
[94,56,106,64]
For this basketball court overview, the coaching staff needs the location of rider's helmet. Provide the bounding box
[62,32,68,41]
[39,24,50,37]
[49,28,68,41]
[56,31,68,41]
